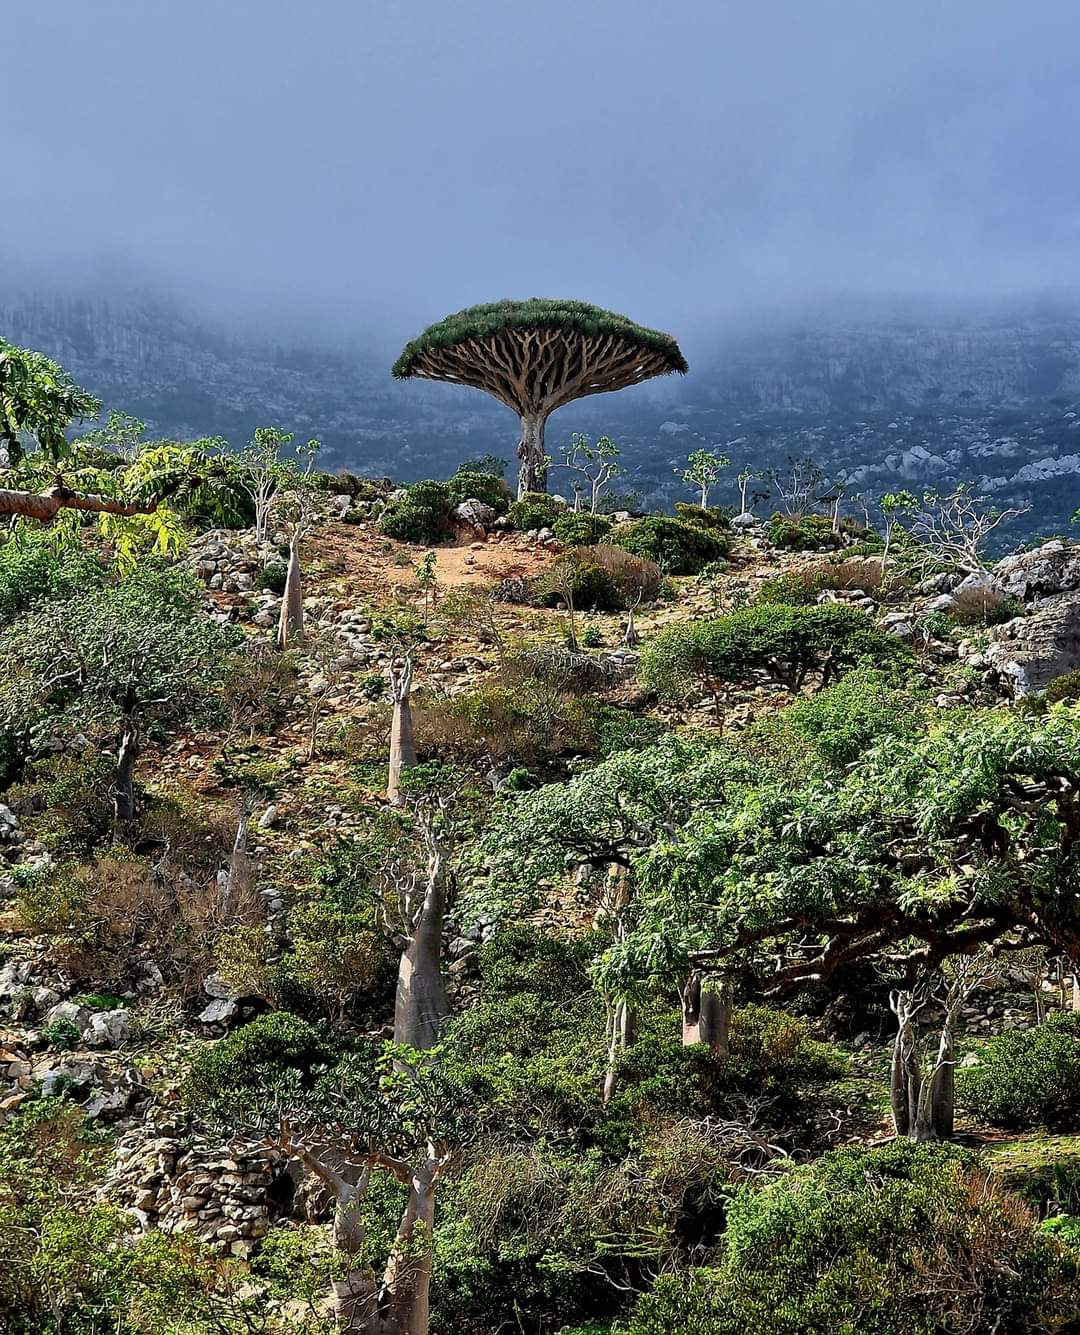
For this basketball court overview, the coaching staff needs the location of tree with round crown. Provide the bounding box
[392,299,688,498]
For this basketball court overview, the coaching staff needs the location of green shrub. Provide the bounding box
[6,753,117,853]
[536,553,623,612]
[674,502,730,530]
[1046,670,1080,705]
[0,532,106,625]
[613,516,729,574]
[42,1017,82,1051]
[446,469,512,514]
[756,568,837,605]
[507,492,563,531]
[754,668,925,766]
[182,1011,334,1109]
[380,479,454,543]
[956,1012,1080,1130]
[1043,1215,1080,1248]
[640,604,907,699]
[766,512,845,551]
[553,512,614,545]
[259,562,288,594]
[622,1141,1080,1334]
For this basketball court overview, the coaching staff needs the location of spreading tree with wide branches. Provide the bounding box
[393,299,687,498]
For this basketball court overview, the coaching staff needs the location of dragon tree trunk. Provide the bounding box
[517,414,548,498]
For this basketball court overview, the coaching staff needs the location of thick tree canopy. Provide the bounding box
[393,299,688,497]
[0,338,100,463]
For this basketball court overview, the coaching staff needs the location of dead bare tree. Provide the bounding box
[905,485,1031,577]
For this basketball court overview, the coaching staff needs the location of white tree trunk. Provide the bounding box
[277,533,304,648]
[387,659,416,805]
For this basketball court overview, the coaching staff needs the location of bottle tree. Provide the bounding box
[392,299,687,498]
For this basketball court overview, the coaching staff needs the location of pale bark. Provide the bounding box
[517,414,547,498]
[113,723,138,825]
[283,1135,449,1335]
[681,973,731,1057]
[393,830,450,1051]
[603,998,634,1105]
[0,485,158,522]
[387,658,416,805]
[277,532,304,649]
[223,794,255,915]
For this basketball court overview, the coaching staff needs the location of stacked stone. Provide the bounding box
[108,1121,286,1258]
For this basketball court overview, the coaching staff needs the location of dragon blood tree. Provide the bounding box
[392,299,688,498]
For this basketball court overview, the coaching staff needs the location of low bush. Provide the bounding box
[380,479,454,543]
[956,1011,1080,1130]
[446,468,512,514]
[622,1141,1080,1334]
[0,531,106,625]
[6,752,116,852]
[507,492,563,531]
[756,568,837,606]
[1046,670,1080,705]
[752,668,926,767]
[674,503,730,530]
[182,1011,335,1109]
[613,516,729,575]
[640,604,907,700]
[949,584,1023,626]
[553,512,614,545]
[536,552,623,613]
[765,512,845,551]
[259,562,288,594]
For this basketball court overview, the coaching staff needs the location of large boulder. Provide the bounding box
[984,592,1080,695]
[991,541,1080,603]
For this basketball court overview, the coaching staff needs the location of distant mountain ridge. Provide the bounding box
[5,292,1080,543]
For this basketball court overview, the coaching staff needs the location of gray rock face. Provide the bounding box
[452,499,497,528]
[991,541,1080,603]
[984,592,1080,694]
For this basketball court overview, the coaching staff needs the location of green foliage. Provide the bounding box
[0,530,106,624]
[0,338,100,462]
[754,668,926,767]
[621,1141,1080,1334]
[1046,669,1080,705]
[260,561,288,593]
[766,512,846,551]
[393,299,688,378]
[640,604,906,698]
[5,752,117,852]
[674,502,730,529]
[42,1017,83,1051]
[677,449,729,506]
[182,1012,335,1110]
[956,1012,1080,1130]
[756,567,836,605]
[553,511,614,545]
[614,516,729,575]
[508,491,563,531]
[447,468,512,513]
[537,552,623,612]
[380,478,455,543]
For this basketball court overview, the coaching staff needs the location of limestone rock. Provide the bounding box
[991,540,1080,603]
[984,592,1080,694]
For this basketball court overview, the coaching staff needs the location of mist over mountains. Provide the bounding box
[5,289,1080,544]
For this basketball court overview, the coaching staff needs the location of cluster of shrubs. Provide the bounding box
[381,468,513,543]
[623,1140,1080,1334]
[765,512,872,552]
[956,1011,1080,1130]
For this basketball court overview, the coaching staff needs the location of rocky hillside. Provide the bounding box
[8,292,1080,543]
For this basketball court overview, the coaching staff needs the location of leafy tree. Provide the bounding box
[678,448,730,508]
[0,337,100,463]
[639,604,906,708]
[0,563,241,823]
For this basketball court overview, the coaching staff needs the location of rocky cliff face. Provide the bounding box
[5,293,1080,543]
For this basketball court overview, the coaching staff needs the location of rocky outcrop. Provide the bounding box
[106,1119,290,1257]
[984,592,1080,694]
[991,541,1080,603]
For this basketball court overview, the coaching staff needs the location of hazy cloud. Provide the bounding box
[6,0,1080,339]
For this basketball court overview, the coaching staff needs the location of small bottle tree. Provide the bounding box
[560,432,621,514]
[678,447,730,508]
